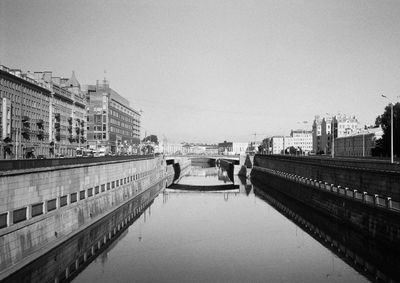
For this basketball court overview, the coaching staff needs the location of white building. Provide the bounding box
[291,129,313,153]
[270,136,292,154]
[232,142,249,155]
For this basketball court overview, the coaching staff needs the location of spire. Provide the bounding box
[66,71,80,88]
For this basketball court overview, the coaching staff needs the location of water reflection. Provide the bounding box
[252,178,400,283]
[7,165,381,283]
[74,171,367,283]
[170,165,239,191]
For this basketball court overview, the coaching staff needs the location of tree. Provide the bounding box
[142,135,158,144]
[285,146,303,155]
[375,102,400,157]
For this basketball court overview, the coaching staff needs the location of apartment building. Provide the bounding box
[85,79,141,154]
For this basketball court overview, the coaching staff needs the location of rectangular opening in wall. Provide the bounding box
[116,180,119,187]
[124,178,127,184]
[112,181,115,189]
[0,212,8,228]
[71,192,77,203]
[101,184,105,192]
[60,195,68,207]
[47,199,57,212]
[120,179,123,185]
[88,188,93,197]
[107,182,110,190]
[80,190,86,200]
[13,207,27,224]
[31,203,43,217]
[95,186,99,194]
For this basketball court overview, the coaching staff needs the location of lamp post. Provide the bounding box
[381,95,394,163]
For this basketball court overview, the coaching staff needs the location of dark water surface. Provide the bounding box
[73,166,368,283]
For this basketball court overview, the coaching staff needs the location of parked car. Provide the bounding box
[55,153,65,158]
[37,155,46,159]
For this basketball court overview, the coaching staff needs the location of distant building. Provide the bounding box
[218,141,233,155]
[162,143,183,155]
[335,127,383,157]
[312,113,361,154]
[0,65,52,159]
[233,142,249,155]
[290,129,313,154]
[269,136,291,154]
[205,145,218,155]
[218,141,249,155]
[85,79,141,154]
[312,115,323,153]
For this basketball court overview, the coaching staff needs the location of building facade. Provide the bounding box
[85,80,141,154]
[0,65,52,159]
[290,129,313,154]
[34,71,87,157]
[334,127,383,157]
[313,114,360,154]
[0,65,89,159]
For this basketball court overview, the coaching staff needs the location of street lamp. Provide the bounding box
[381,95,394,163]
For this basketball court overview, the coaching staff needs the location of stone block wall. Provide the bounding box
[254,155,400,201]
[0,156,167,278]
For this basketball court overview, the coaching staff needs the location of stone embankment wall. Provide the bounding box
[251,155,400,247]
[254,155,400,201]
[0,156,172,279]
[3,183,161,283]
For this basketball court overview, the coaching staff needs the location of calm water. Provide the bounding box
[73,166,368,283]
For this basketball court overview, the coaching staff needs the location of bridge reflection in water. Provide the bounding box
[252,179,400,283]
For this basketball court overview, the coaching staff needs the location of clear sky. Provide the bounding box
[1,0,400,143]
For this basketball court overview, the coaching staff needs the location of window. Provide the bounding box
[47,199,57,212]
[107,182,111,190]
[0,213,7,228]
[112,181,115,189]
[80,190,86,200]
[88,188,93,197]
[95,186,99,194]
[13,208,27,223]
[101,184,105,192]
[31,203,44,217]
[60,195,68,207]
[116,180,119,187]
[70,193,77,203]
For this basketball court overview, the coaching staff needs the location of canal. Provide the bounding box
[71,164,370,283]
[7,163,399,282]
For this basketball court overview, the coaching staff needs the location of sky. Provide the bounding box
[1,0,400,143]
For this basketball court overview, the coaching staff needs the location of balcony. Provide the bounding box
[67,125,73,133]
[68,117,73,125]
[54,122,61,129]
[54,113,61,122]
[37,130,45,140]
[22,130,30,140]
[36,119,44,129]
